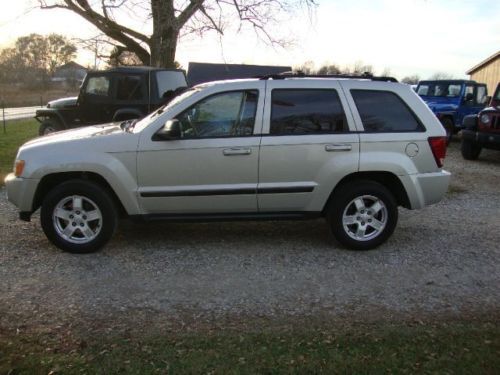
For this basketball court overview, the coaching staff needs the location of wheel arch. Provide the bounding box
[322,171,411,214]
[35,109,67,128]
[32,172,128,217]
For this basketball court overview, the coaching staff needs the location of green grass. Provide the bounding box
[1,322,498,374]
[0,119,39,184]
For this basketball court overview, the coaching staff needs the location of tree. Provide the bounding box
[38,0,316,68]
[0,33,76,84]
[428,72,454,80]
[317,63,341,75]
[401,75,420,85]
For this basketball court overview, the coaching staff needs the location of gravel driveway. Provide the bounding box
[1,143,499,332]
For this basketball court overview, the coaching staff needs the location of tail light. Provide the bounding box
[428,137,447,168]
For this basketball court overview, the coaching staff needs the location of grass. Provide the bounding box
[0,83,78,108]
[0,119,39,184]
[1,322,498,374]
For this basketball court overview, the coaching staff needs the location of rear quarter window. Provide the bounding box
[351,90,425,132]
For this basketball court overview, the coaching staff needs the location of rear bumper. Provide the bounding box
[4,173,40,218]
[400,170,451,209]
[462,129,500,150]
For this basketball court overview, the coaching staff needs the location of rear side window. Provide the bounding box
[351,90,424,132]
[270,89,348,135]
[116,75,145,101]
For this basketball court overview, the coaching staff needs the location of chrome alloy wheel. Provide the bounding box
[342,195,388,241]
[52,195,102,244]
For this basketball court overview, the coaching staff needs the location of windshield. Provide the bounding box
[417,83,462,97]
[132,88,199,133]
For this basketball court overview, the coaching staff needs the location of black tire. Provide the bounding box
[39,118,64,136]
[326,180,398,250]
[441,118,454,145]
[40,180,118,253]
[461,139,482,160]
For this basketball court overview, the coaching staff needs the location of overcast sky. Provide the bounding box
[0,0,499,79]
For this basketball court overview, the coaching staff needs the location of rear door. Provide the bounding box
[257,80,360,213]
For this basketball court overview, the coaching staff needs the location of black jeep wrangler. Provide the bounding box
[35,66,187,135]
[461,82,500,160]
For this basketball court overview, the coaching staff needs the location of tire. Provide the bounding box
[326,180,398,250]
[39,119,64,136]
[40,180,118,253]
[461,139,482,160]
[441,118,454,145]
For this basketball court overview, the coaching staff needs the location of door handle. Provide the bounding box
[325,144,352,152]
[223,147,252,156]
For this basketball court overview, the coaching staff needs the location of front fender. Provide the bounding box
[34,108,67,127]
[27,151,141,215]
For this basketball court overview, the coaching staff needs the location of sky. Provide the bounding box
[0,0,499,80]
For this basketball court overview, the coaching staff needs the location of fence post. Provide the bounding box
[2,101,5,134]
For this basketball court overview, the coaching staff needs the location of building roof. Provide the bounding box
[56,61,87,71]
[466,51,500,75]
[187,62,292,86]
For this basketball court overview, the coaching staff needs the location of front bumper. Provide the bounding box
[462,129,500,150]
[400,170,451,209]
[4,173,40,219]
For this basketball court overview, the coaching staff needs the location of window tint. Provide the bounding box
[351,90,424,132]
[416,83,461,97]
[176,90,258,138]
[85,76,110,96]
[464,85,474,102]
[116,75,144,100]
[270,90,348,135]
[476,86,487,104]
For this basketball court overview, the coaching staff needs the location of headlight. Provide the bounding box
[14,160,25,177]
[480,114,490,124]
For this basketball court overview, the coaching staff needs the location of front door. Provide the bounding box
[78,74,114,124]
[137,85,264,214]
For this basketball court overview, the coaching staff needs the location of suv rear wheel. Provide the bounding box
[327,181,398,250]
[40,180,118,253]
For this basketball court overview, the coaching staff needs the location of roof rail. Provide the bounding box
[258,71,398,82]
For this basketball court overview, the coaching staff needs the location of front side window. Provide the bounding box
[175,90,258,138]
[476,86,487,105]
[351,90,424,132]
[464,85,474,102]
[85,76,110,96]
[270,89,348,135]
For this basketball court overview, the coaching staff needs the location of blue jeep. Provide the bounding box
[416,80,488,143]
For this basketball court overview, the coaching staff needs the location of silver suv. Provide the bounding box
[5,74,451,253]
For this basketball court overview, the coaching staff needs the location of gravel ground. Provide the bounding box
[1,142,499,332]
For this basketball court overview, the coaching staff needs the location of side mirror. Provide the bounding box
[464,93,474,102]
[153,119,182,141]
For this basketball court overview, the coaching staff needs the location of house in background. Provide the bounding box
[466,51,499,95]
[51,61,88,87]
[187,62,292,86]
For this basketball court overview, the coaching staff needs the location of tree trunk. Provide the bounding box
[150,0,179,68]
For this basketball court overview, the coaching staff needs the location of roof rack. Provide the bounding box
[258,71,398,82]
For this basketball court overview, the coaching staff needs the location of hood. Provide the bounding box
[420,96,460,113]
[20,123,137,154]
[47,96,78,108]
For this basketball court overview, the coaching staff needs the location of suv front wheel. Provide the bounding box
[40,180,118,253]
[327,181,398,250]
